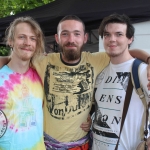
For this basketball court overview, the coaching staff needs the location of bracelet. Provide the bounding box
[146,56,150,64]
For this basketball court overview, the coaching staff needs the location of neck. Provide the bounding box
[8,58,30,74]
[110,50,133,64]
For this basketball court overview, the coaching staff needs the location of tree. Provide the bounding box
[0,0,55,18]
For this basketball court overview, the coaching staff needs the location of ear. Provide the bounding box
[128,37,134,45]
[83,33,88,44]
[55,34,59,44]
[8,40,13,48]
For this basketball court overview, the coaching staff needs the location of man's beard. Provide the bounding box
[19,52,34,61]
[59,43,84,61]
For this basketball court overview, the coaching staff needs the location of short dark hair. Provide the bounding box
[57,15,85,33]
[99,13,135,39]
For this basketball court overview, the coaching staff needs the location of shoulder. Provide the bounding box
[82,51,108,57]
[47,52,60,60]
[82,51,110,62]
[32,53,60,66]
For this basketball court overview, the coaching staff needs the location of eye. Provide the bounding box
[19,35,25,39]
[31,37,37,41]
[74,32,80,36]
[117,33,123,36]
[61,32,68,36]
[104,33,110,38]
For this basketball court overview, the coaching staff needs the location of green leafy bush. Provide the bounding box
[0,46,10,56]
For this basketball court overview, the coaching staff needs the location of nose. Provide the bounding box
[24,37,31,46]
[109,35,116,42]
[68,33,74,43]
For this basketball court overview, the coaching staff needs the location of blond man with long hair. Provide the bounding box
[0,16,46,150]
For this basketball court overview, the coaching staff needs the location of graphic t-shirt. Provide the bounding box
[0,65,45,150]
[93,59,150,150]
[33,52,110,142]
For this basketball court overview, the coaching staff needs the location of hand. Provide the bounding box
[80,114,92,132]
[147,65,150,90]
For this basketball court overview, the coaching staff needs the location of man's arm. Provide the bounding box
[0,56,10,67]
[129,49,150,89]
[129,49,150,63]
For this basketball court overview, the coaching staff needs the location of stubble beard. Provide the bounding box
[20,52,34,61]
[106,48,126,58]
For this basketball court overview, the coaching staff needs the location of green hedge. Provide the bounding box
[0,46,10,56]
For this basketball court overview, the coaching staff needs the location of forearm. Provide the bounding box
[129,49,150,64]
[0,56,10,68]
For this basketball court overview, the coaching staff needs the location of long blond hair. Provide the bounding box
[5,16,45,56]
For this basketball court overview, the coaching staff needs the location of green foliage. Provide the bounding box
[0,46,10,56]
[0,0,55,18]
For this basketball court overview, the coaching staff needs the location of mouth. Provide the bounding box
[65,43,77,48]
[109,45,117,48]
[65,46,76,49]
[21,48,31,51]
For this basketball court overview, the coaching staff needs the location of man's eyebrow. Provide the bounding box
[115,31,124,34]
[74,30,81,32]
[61,30,81,33]
[103,31,109,34]
[61,30,69,32]
[18,34,25,35]
[104,31,123,33]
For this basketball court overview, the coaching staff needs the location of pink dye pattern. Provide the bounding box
[9,124,14,130]
[0,73,21,106]
[0,104,5,109]
[0,87,8,109]
[5,73,21,91]
[0,87,8,100]
[9,73,21,84]
[25,68,42,83]
[4,80,14,91]
[15,129,18,133]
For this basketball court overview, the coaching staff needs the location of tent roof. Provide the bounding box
[0,0,150,41]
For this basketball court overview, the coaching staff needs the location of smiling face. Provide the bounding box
[103,23,133,58]
[55,20,88,63]
[9,22,37,61]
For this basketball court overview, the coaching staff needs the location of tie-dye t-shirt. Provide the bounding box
[0,65,45,150]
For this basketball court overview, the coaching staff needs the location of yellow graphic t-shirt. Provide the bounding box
[33,52,110,142]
